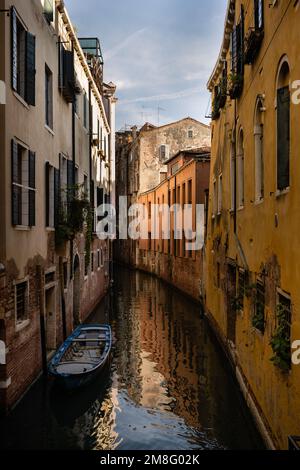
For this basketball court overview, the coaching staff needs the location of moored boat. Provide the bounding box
[49,324,112,391]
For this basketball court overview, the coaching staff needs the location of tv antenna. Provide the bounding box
[157,104,166,127]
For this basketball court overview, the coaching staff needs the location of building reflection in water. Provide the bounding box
[0,267,264,450]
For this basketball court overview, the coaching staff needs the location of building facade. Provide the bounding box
[0,0,116,412]
[137,148,210,301]
[115,118,211,267]
[205,0,300,449]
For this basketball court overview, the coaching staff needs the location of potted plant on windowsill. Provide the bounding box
[228,73,243,99]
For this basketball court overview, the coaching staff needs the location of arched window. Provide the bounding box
[230,141,235,210]
[276,59,290,191]
[237,128,244,208]
[254,98,264,201]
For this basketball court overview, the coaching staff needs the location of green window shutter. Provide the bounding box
[28,150,36,189]
[54,168,60,228]
[29,190,36,227]
[277,86,290,191]
[11,7,18,91]
[11,139,20,225]
[45,162,50,227]
[62,49,75,103]
[26,32,36,106]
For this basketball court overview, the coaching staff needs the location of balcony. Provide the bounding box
[211,78,227,120]
[79,38,104,93]
[244,27,264,65]
[228,73,243,100]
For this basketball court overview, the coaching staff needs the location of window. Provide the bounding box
[237,129,244,207]
[15,281,28,324]
[276,60,290,191]
[45,65,53,129]
[59,154,74,213]
[83,92,88,129]
[254,0,264,30]
[254,99,264,201]
[188,129,193,139]
[11,140,36,227]
[97,249,100,268]
[187,180,192,205]
[159,145,169,162]
[91,252,94,273]
[213,180,217,217]
[100,248,104,267]
[58,43,75,103]
[171,163,180,175]
[11,8,36,105]
[230,142,235,210]
[45,162,55,228]
[218,175,223,214]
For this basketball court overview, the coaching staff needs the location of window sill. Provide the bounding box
[13,91,29,109]
[276,187,290,198]
[16,318,30,333]
[237,205,244,212]
[46,227,55,232]
[45,124,55,136]
[14,225,31,231]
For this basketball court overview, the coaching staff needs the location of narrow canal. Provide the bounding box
[0,267,264,450]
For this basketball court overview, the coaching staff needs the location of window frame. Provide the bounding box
[15,278,29,326]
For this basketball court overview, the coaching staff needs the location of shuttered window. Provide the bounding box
[45,162,55,228]
[15,281,29,323]
[254,0,264,30]
[58,44,75,103]
[45,65,53,129]
[11,7,36,105]
[11,140,36,227]
[277,86,290,191]
[231,6,244,79]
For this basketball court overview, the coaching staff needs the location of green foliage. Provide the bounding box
[228,73,243,98]
[55,184,92,249]
[270,304,291,372]
[252,302,265,332]
[231,295,243,312]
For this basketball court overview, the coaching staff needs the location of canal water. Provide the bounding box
[0,267,264,450]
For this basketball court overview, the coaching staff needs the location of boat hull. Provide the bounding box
[49,324,112,392]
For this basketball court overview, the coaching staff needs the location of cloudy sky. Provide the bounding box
[65,0,227,130]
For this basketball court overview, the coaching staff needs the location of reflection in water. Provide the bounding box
[0,267,264,450]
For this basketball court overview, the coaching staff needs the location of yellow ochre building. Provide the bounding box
[205,0,300,449]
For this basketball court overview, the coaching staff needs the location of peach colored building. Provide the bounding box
[137,148,210,301]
